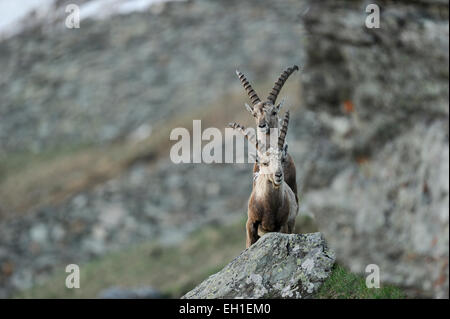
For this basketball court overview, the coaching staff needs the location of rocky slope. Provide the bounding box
[0,0,306,154]
[0,0,308,298]
[0,0,447,299]
[299,0,449,298]
[0,161,253,297]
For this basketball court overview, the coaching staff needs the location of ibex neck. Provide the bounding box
[254,174,284,203]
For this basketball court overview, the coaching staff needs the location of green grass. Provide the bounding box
[14,216,405,299]
[317,264,405,299]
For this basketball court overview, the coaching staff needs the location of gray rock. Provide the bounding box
[306,120,449,298]
[29,223,48,245]
[182,232,335,299]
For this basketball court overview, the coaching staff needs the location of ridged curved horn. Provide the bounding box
[278,111,290,150]
[228,122,259,149]
[267,65,299,105]
[236,70,261,106]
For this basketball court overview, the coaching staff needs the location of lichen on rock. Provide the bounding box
[182,232,335,299]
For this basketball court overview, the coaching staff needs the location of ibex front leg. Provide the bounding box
[246,219,259,248]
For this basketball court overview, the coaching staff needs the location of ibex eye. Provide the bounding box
[262,162,269,166]
[272,112,276,116]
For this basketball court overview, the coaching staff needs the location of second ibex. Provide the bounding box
[229,111,298,248]
[235,65,299,204]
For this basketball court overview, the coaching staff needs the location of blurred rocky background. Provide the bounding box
[0,0,448,299]
[300,0,449,298]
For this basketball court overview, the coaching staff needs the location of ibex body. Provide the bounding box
[229,112,298,248]
[247,147,298,248]
[236,66,299,203]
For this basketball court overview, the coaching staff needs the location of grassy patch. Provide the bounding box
[317,264,405,299]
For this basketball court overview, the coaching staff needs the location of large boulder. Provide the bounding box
[182,232,335,299]
[298,0,449,298]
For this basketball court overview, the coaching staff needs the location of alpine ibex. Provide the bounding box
[236,66,299,203]
[229,111,298,248]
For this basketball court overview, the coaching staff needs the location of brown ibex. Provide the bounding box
[236,66,299,203]
[229,111,298,248]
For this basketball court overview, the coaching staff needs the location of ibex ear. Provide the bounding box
[245,103,255,116]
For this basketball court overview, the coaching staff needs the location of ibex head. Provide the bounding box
[257,148,284,187]
[229,111,290,188]
[236,65,298,134]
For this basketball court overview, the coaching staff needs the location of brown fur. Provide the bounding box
[246,173,298,248]
[234,67,301,248]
